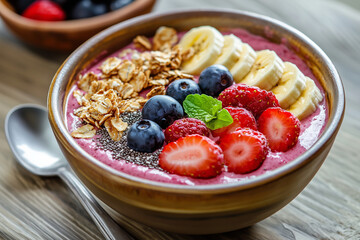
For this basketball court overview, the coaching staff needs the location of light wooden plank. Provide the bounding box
[0,0,359,239]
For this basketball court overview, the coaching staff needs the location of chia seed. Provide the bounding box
[94,110,162,170]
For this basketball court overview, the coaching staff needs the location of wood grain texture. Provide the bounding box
[0,0,359,239]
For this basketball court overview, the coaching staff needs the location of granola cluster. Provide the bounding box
[71,26,194,141]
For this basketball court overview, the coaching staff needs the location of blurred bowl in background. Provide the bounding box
[0,0,156,51]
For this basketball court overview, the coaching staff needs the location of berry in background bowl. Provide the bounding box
[21,0,66,21]
[0,0,156,51]
[14,0,137,21]
[48,10,344,234]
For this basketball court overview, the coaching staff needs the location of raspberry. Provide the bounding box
[164,118,210,143]
[218,84,280,119]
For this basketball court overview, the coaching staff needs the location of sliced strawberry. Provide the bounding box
[159,135,224,178]
[22,0,65,21]
[212,107,257,138]
[219,129,268,174]
[257,107,301,152]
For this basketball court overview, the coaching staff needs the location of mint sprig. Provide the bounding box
[183,94,233,130]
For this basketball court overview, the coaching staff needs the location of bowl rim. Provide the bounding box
[48,9,345,193]
[0,0,155,32]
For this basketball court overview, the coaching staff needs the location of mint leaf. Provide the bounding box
[183,94,221,122]
[206,108,233,130]
[183,94,233,130]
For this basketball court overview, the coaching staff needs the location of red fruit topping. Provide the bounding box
[164,118,210,143]
[212,107,257,138]
[218,83,280,118]
[257,107,301,152]
[219,129,268,174]
[22,0,65,21]
[159,135,224,178]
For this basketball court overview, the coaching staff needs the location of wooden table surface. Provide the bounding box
[1,0,359,239]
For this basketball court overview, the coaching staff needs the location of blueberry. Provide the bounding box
[166,79,201,105]
[198,64,234,97]
[69,0,108,19]
[110,0,134,11]
[127,120,164,153]
[142,95,184,129]
[12,0,36,14]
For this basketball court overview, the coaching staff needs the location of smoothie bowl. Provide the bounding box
[48,10,344,234]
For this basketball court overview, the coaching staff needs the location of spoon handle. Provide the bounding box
[58,167,134,240]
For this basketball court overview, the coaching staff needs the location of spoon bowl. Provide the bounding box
[5,104,65,176]
[5,104,134,240]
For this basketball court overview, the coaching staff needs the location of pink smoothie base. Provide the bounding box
[65,28,328,186]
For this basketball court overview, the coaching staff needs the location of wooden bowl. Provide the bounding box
[0,0,156,51]
[48,10,345,234]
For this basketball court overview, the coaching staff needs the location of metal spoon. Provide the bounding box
[5,104,134,240]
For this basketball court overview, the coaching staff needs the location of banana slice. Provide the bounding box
[271,62,306,109]
[179,26,224,75]
[287,77,323,120]
[240,50,285,90]
[214,34,242,69]
[230,43,256,83]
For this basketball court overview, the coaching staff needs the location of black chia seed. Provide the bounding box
[94,110,162,170]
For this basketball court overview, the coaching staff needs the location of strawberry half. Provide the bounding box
[159,135,224,178]
[257,107,301,152]
[22,0,65,21]
[219,129,268,174]
[212,107,257,138]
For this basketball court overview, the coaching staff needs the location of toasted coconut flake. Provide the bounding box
[73,105,88,116]
[129,71,147,92]
[152,51,172,64]
[135,97,148,106]
[104,118,124,141]
[120,83,135,99]
[149,79,169,86]
[78,72,98,91]
[130,91,139,98]
[133,35,152,50]
[106,78,124,94]
[87,81,102,96]
[153,26,178,51]
[98,98,113,114]
[146,86,166,98]
[99,113,112,126]
[71,124,96,139]
[119,48,138,58]
[73,90,85,105]
[100,57,122,75]
[111,117,128,132]
[118,60,136,82]
[103,89,118,102]
[127,100,142,111]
